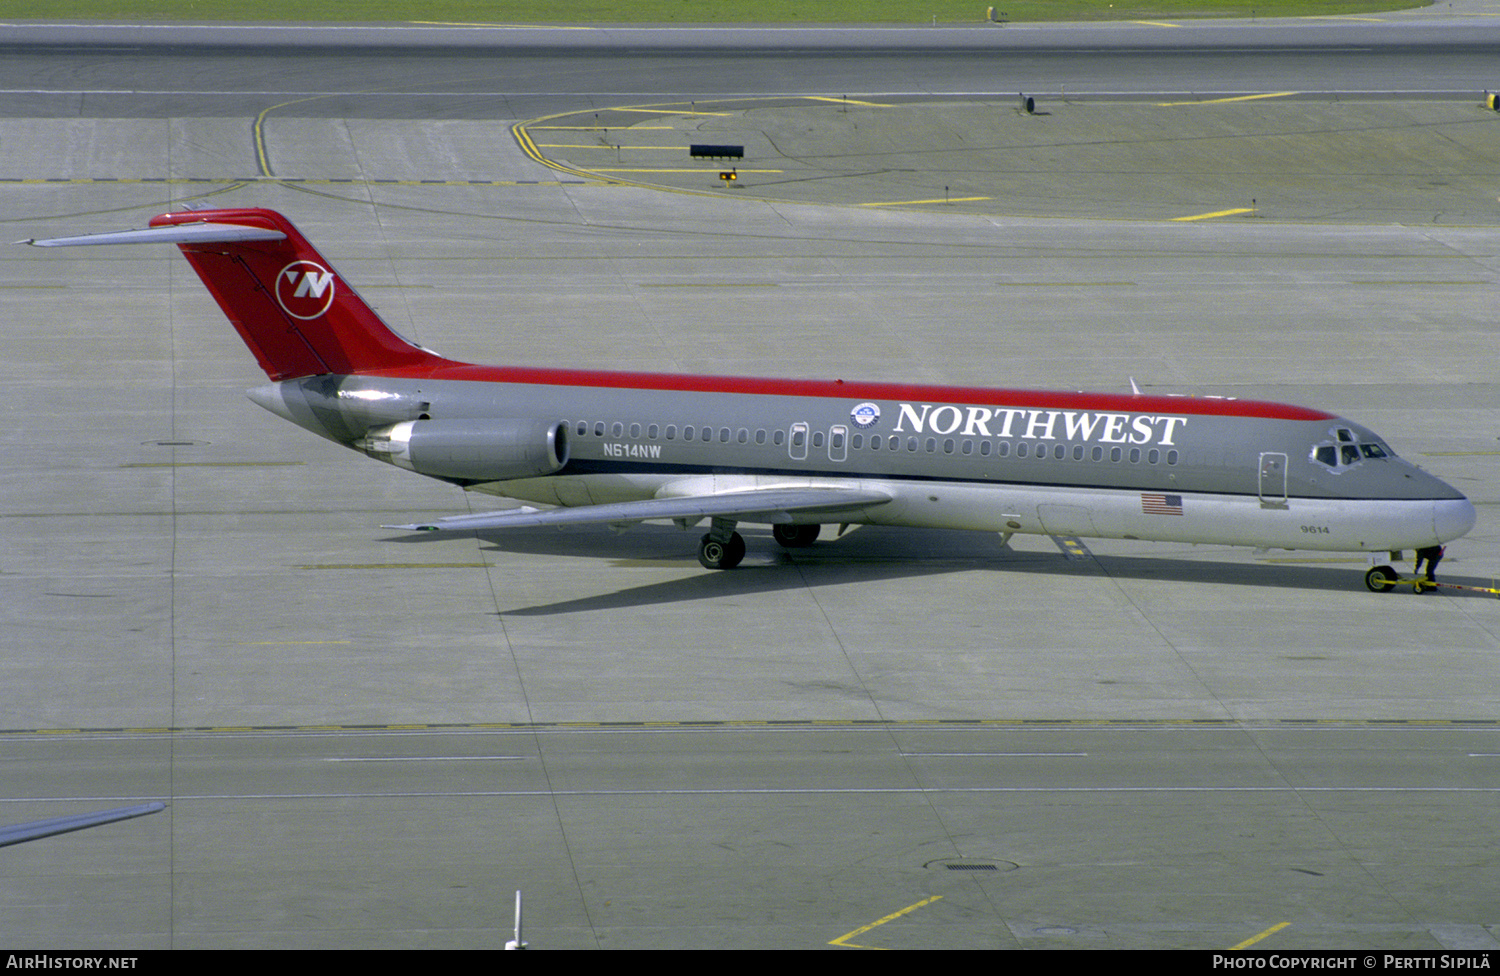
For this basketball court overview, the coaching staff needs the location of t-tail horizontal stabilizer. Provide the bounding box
[21,223,287,247]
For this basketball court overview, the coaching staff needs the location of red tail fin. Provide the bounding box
[149,209,448,381]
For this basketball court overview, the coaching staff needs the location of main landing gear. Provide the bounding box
[697,521,824,569]
[772,523,821,548]
[698,530,746,570]
[697,516,745,569]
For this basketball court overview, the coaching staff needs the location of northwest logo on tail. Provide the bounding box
[275,260,336,320]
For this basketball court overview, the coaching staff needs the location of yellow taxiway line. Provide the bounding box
[1158,92,1299,107]
[1172,207,1256,222]
[861,196,992,207]
[829,895,944,949]
[1228,921,1291,950]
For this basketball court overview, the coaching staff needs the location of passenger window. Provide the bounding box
[594,422,605,437]
[630,423,641,438]
[647,424,658,439]
[684,426,695,441]
[1148,448,1159,464]
[611,422,624,437]
[666,425,677,440]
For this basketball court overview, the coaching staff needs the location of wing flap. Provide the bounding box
[385,487,891,533]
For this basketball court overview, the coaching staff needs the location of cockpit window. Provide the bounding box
[1311,429,1395,470]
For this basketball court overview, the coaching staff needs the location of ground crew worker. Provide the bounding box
[1414,544,1445,591]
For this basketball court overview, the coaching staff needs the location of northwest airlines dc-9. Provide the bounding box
[26,209,1475,588]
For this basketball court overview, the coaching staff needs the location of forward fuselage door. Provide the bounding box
[1258,451,1288,508]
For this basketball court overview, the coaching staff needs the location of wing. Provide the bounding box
[384,486,892,533]
[0,802,165,848]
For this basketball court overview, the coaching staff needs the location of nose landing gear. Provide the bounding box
[1365,559,1500,596]
[1365,565,1399,592]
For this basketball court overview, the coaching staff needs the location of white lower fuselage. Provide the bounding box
[491,472,1473,554]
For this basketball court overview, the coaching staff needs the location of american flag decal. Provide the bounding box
[1141,493,1183,515]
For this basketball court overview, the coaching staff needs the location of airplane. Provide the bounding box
[25,208,1475,587]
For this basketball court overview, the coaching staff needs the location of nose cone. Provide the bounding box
[1435,496,1477,544]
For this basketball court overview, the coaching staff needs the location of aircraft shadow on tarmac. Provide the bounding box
[385,523,1472,616]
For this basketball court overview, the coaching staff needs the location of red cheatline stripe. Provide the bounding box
[365,363,1334,422]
